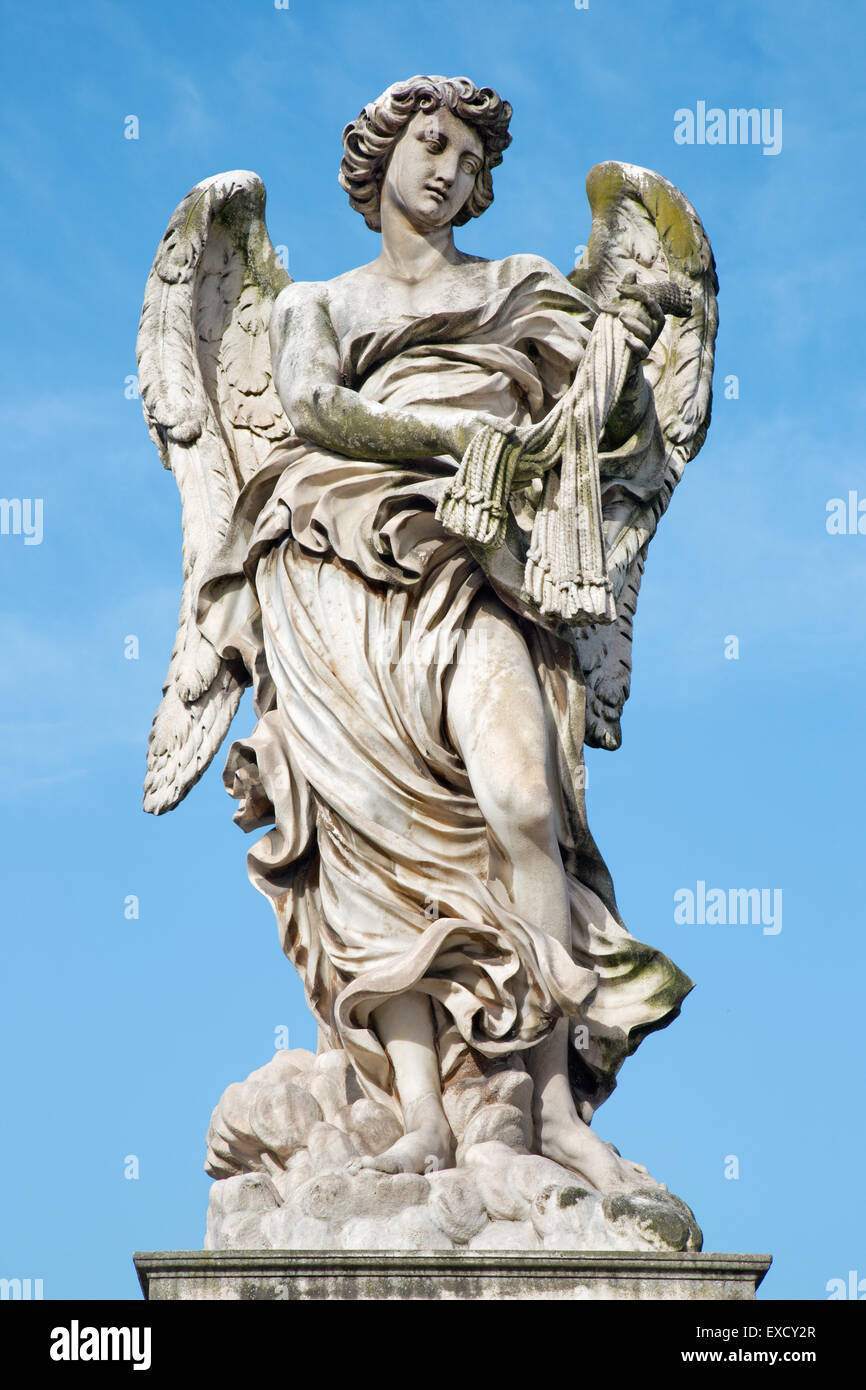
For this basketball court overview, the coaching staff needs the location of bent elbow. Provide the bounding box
[287,384,339,444]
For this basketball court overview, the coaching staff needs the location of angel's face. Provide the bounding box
[382,106,484,231]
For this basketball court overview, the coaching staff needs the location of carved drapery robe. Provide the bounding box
[197,256,692,1121]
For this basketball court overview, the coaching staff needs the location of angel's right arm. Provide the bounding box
[270,283,469,462]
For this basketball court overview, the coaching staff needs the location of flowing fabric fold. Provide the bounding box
[195,255,694,1121]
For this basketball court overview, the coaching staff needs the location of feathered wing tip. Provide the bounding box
[567,162,718,749]
[143,669,246,816]
[567,547,646,752]
[136,171,292,813]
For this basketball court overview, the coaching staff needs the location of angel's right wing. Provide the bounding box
[137,171,292,814]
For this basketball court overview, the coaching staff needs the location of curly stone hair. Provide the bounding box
[339,75,513,232]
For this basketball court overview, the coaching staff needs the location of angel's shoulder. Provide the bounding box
[274,265,381,322]
[270,279,338,352]
[495,252,572,288]
[272,277,333,320]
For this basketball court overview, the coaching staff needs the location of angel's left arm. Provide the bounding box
[517,258,663,440]
[598,277,665,447]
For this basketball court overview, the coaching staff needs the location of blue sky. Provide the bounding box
[1,0,864,1300]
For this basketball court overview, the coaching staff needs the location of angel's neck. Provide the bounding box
[376,203,460,283]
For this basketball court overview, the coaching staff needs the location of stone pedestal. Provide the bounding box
[135,1250,771,1301]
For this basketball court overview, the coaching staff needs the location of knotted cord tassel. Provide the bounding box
[436,425,520,548]
[439,306,635,625]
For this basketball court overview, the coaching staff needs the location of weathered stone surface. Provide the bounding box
[308,1050,355,1124]
[470,1220,541,1251]
[459,1102,529,1158]
[211,1171,278,1217]
[532,1182,604,1248]
[602,1189,699,1253]
[352,1170,430,1218]
[465,1145,532,1222]
[442,1065,533,1143]
[137,1251,772,1302]
[260,1210,336,1250]
[333,1098,402,1155]
[305,1121,358,1174]
[249,1083,322,1162]
[295,1171,356,1224]
[426,1170,488,1244]
[272,1148,313,1199]
[203,1049,704,1255]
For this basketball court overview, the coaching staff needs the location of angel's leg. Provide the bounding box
[444,597,664,1194]
[351,992,454,1175]
[444,599,572,947]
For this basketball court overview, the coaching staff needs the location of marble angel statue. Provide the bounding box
[137,75,717,1197]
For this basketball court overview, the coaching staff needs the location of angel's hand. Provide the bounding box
[604,271,665,360]
[439,410,521,463]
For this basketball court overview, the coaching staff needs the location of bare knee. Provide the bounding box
[445,599,557,841]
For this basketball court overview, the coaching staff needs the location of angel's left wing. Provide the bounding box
[137,171,292,814]
[568,161,719,749]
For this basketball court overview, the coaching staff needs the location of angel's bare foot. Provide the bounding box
[527,1019,666,1195]
[537,1103,666,1194]
[348,1093,454,1176]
